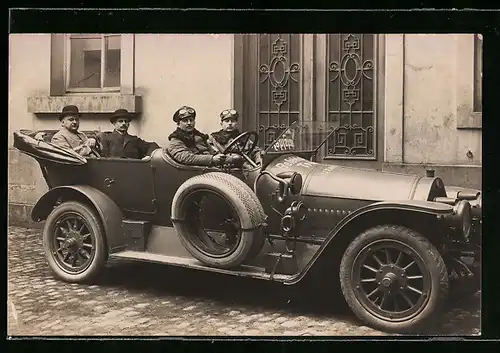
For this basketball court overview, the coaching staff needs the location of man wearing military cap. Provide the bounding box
[50,105,98,157]
[209,108,263,166]
[166,105,241,167]
[97,109,159,159]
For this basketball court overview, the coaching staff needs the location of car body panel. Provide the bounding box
[262,154,447,202]
[85,157,158,217]
[254,154,448,236]
[113,198,454,285]
[284,200,455,285]
[142,225,318,278]
[83,149,262,226]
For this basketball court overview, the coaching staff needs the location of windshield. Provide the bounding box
[263,120,339,154]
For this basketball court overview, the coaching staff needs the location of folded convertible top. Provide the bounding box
[13,130,88,166]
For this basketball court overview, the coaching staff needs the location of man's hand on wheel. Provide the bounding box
[212,153,226,165]
[225,154,244,166]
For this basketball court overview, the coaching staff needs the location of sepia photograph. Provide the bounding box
[8,31,482,337]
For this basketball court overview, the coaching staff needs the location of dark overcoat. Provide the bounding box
[97,130,160,159]
[165,128,218,166]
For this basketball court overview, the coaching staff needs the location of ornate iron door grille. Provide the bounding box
[326,34,377,160]
[257,34,301,150]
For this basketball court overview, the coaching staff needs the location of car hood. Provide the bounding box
[264,154,447,202]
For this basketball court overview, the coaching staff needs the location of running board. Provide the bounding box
[109,251,294,282]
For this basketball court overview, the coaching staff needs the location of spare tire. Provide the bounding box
[171,172,266,269]
[243,193,267,264]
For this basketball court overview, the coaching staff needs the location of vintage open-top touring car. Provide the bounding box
[13,121,481,333]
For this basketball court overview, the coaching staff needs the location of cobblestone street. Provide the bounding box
[7,226,481,337]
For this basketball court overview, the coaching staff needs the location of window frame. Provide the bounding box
[27,34,139,115]
[473,33,482,113]
[455,34,482,129]
[64,34,122,93]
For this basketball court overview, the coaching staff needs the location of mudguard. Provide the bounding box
[31,185,126,253]
[284,199,455,285]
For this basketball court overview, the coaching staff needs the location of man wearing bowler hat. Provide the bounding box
[209,108,263,166]
[97,109,160,159]
[51,105,97,157]
[166,105,242,167]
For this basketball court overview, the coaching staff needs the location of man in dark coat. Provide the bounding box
[209,109,263,166]
[97,109,160,159]
[166,106,241,167]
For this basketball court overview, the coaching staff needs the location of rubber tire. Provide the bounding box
[339,225,449,334]
[43,201,107,283]
[172,172,266,269]
[243,194,267,263]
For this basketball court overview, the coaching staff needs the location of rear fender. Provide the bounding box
[32,185,125,253]
[285,200,454,285]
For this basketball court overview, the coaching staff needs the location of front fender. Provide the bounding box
[32,185,125,253]
[284,200,454,285]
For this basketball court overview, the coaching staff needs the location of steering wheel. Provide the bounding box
[222,131,258,155]
[222,131,259,168]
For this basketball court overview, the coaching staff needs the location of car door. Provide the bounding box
[86,158,157,216]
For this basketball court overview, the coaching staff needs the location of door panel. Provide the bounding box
[242,34,304,150]
[325,34,377,160]
[86,159,156,214]
[240,34,384,170]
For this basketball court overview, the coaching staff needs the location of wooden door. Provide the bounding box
[237,33,385,170]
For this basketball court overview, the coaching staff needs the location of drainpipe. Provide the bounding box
[401,34,406,165]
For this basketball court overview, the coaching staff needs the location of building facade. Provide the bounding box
[8,33,482,226]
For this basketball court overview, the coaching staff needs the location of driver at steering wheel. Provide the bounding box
[209,109,263,166]
[166,106,243,167]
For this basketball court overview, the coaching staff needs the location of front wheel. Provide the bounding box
[339,225,449,333]
[43,201,108,283]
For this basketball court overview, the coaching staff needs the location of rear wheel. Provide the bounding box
[339,225,448,333]
[43,201,107,283]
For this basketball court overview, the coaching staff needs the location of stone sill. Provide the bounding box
[383,163,482,169]
[27,94,142,114]
[457,111,482,130]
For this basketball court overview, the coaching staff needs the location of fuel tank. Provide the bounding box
[262,154,447,202]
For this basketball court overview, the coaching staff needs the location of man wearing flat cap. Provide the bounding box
[166,105,241,167]
[97,109,160,159]
[51,105,98,157]
[209,109,263,166]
